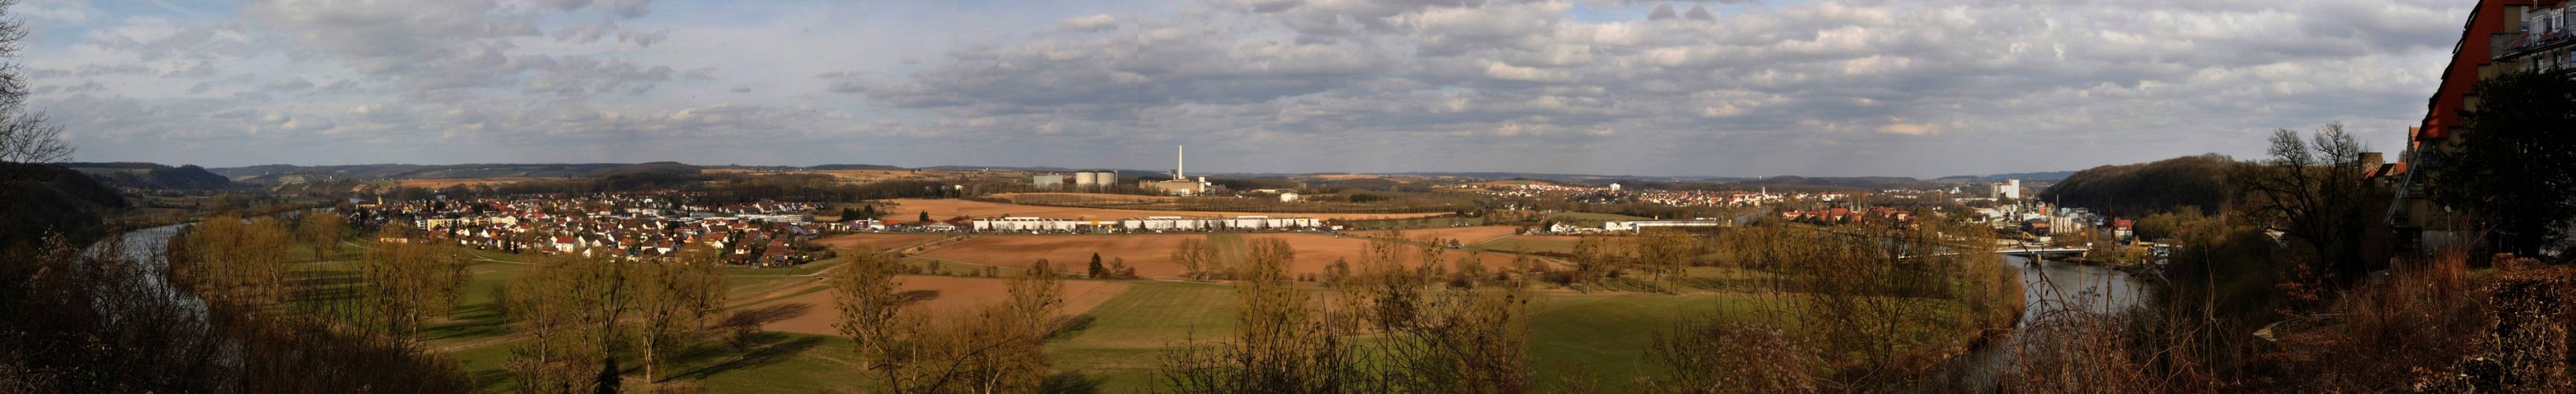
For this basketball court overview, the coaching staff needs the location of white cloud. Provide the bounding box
[1058,13,1117,32]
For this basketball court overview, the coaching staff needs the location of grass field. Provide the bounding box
[405,224,1980,392]
[432,270,1979,392]
[1469,235,1645,255]
[446,330,867,392]
[1525,292,1794,384]
[1047,281,1242,392]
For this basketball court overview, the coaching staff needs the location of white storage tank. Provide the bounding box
[1074,171,1099,186]
[1096,171,1117,188]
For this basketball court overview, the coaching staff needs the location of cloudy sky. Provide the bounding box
[20,0,2467,177]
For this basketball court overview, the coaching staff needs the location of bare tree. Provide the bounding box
[505,252,620,392]
[0,0,64,165]
[2234,125,2389,294]
[634,247,719,383]
[361,225,442,341]
[298,212,346,261]
[1173,237,1214,280]
[1162,237,1357,393]
[831,250,927,390]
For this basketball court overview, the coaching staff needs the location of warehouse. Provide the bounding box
[972,217,1093,232]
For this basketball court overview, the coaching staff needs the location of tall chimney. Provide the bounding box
[1177,145,1186,181]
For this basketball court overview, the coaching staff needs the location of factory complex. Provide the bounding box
[1027,146,1216,196]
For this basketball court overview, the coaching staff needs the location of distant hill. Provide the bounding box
[63,162,231,190]
[2038,154,2234,215]
[804,164,905,170]
[1384,172,1742,182]
[213,163,642,184]
[1,163,128,247]
[1730,176,1930,191]
[591,162,701,177]
[1935,170,2078,183]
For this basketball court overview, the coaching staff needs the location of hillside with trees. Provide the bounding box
[65,162,232,190]
[2037,154,2233,215]
[0,162,126,247]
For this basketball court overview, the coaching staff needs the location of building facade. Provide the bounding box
[2390,0,2570,252]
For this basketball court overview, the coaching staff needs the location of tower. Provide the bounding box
[1175,145,1186,181]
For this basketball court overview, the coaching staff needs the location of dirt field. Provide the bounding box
[812,233,942,251]
[877,199,1446,221]
[391,177,553,188]
[916,233,1528,279]
[990,192,1175,203]
[762,275,1131,336]
[1356,225,1523,246]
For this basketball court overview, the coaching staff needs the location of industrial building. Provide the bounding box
[1031,174,1066,189]
[1120,215,1319,231]
[972,217,1108,232]
[1991,179,2023,200]
[1145,180,1209,195]
[1143,145,1215,195]
[1603,220,1730,232]
[1072,170,1120,188]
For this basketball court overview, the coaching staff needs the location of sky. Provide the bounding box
[20,0,2470,177]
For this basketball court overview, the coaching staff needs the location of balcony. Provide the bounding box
[2496,12,2576,61]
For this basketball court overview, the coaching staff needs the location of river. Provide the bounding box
[1948,255,2149,390]
[91,224,205,316]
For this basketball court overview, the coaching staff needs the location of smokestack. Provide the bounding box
[1177,145,1186,181]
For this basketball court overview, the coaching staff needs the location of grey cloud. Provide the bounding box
[853,0,2462,175]
[595,0,650,18]
[552,19,667,46]
[826,80,866,94]
[35,0,2468,176]
[552,20,617,43]
[62,80,105,93]
[265,78,314,91]
[539,0,593,10]
[520,56,674,97]
[29,64,151,79]
[616,28,667,46]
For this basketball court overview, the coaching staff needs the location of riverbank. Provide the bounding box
[1942,255,2150,390]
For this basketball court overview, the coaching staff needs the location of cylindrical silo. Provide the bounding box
[1075,171,1099,187]
[1097,171,1118,189]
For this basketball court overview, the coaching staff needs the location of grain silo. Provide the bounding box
[1095,170,1117,189]
[1073,171,1098,187]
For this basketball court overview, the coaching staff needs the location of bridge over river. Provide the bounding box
[1903,247,2089,259]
